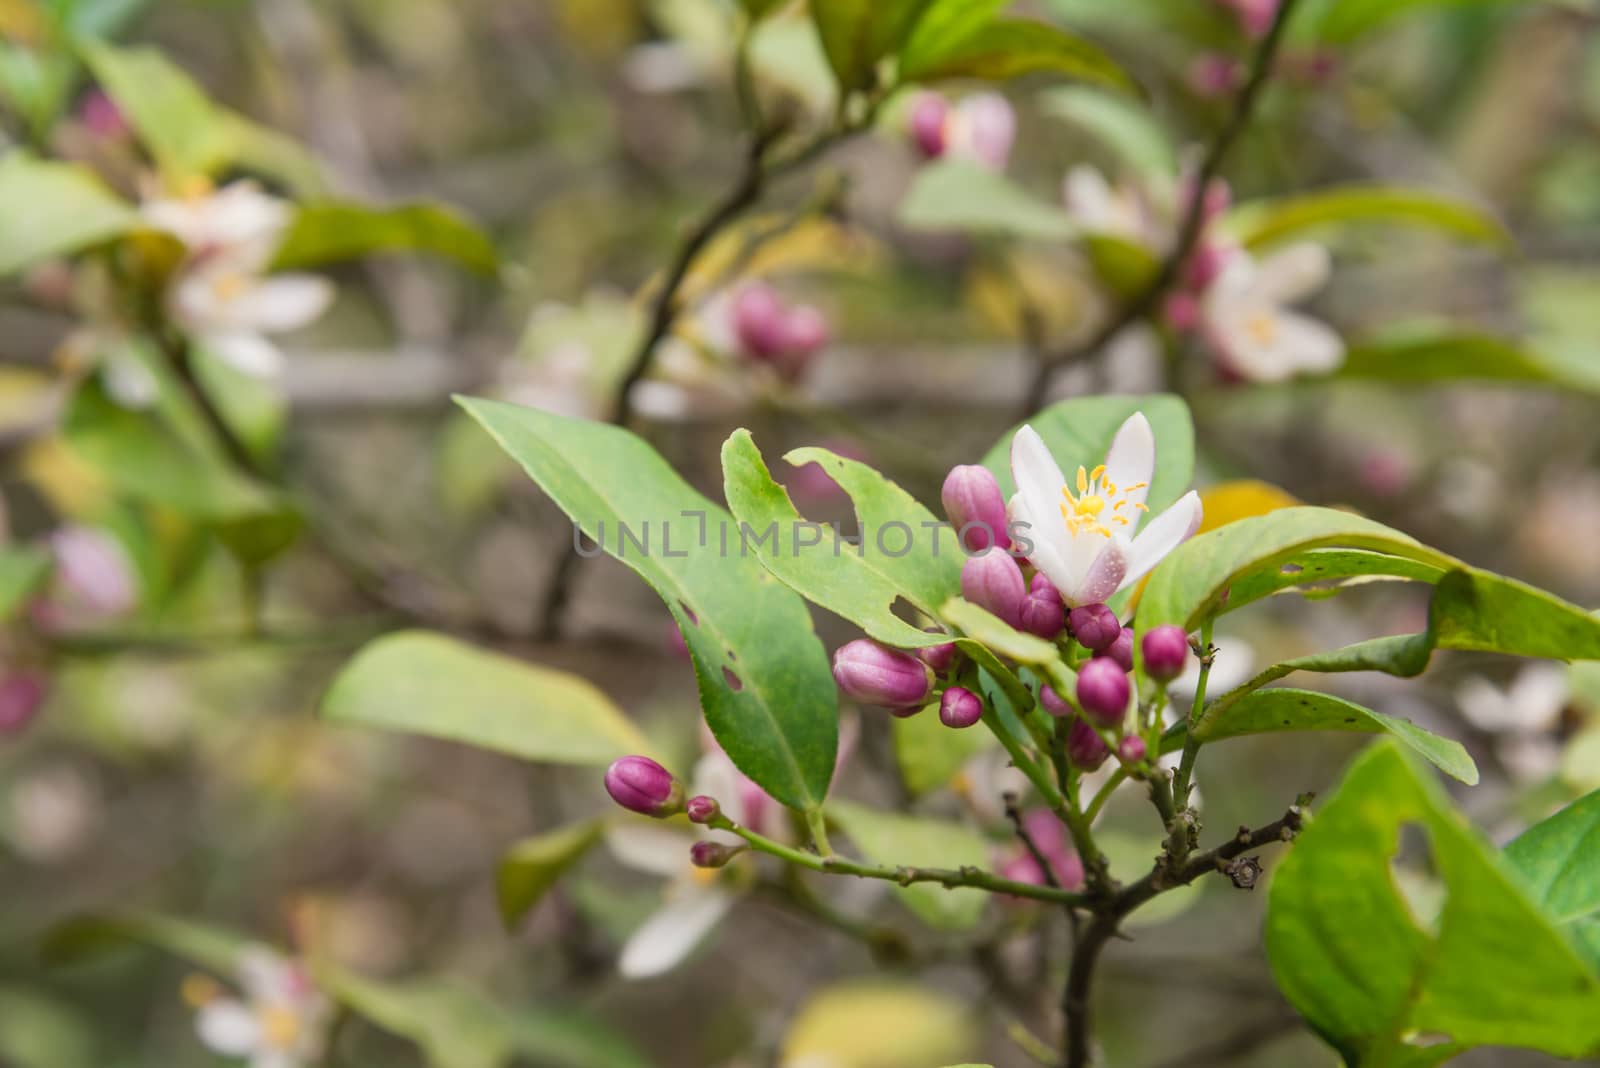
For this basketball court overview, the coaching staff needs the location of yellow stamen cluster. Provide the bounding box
[1059,464,1147,540]
[1246,311,1279,346]
[257,1005,303,1049]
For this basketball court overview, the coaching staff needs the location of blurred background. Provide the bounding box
[3,1,1600,1065]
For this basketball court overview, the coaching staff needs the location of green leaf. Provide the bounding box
[1296,0,1534,45]
[809,0,935,91]
[1082,233,1159,300]
[979,392,1195,520]
[0,153,136,275]
[940,598,1076,697]
[1505,788,1600,967]
[1039,86,1176,175]
[62,369,282,521]
[1223,547,1447,613]
[319,968,650,1068]
[42,911,247,974]
[272,201,498,276]
[721,429,954,650]
[1194,688,1478,784]
[827,801,990,929]
[782,980,979,1068]
[1266,742,1600,1065]
[459,397,837,812]
[897,159,1076,240]
[1337,332,1577,390]
[0,546,52,622]
[738,0,786,18]
[893,702,995,797]
[496,820,606,929]
[898,17,1133,91]
[322,630,648,766]
[1227,186,1510,250]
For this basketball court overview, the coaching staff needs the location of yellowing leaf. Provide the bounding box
[781,982,977,1068]
[684,215,881,299]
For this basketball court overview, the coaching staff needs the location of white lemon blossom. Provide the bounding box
[1008,413,1202,607]
[1062,166,1169,251]
[606,750,774,979]
[1200,242,1343,382]
[142,182,334,378]
[1458,664,1570,785]
[190,946,332,1068]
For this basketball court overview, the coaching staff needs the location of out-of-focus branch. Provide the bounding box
[1021,0,1304,415]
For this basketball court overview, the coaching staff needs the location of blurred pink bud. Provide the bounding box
[777,304,829,378]
[1117,735,1147,764]
[1359,449,1413,497]
[961,548,1028,628]
[1000,852,1047,889]
[953,93,1016,172]
[1220,0,1280,38]
[1165,292,1202,332]
[908,92,949,158]
[1039,684,1073,718]
[1076,657,1131,726]
[604,756,685,817]
[939,686,984,729]
[0,673,48,736]
[1067,719,1109,771]
[917,632,957,673]
[1097,626,1135,672]
[690,840,742,869]
[1189,53,1242,97]
[832,640,932,708]
[732,283,788,359]
[78,89,129,140]
[37,526,137,632]
[941,465,1010,552]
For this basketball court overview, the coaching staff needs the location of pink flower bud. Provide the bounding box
[686,795,720,824]
[832,639,933,709]
[1000,852,1046,888]
[1019,588,1065,639]
[953,93,1016,172]
[1039,684,1074,718]
[961,548,1027,628]
[1097,626,1134,672]
[917,632,957,673]
[1076,657,1131,727]
[1141,624,1191,682]
[0,673,47,736]
[1068,603,1120,652]
[891,704,925,718]
[1164,291,1202,333]
[604,756,685,817]
[732,283,788,359]
[941,465,1010,552]
[1220,0,1280,38]
[1117,734,1148,764]
[780,305,829,362]
[939,686,984,729]
[1188,53,1242,97]
[78,89,129,140]
[908,93,949,158]
[690,840,743,869]
[1067,719,1109,771]
[37,526,137,632]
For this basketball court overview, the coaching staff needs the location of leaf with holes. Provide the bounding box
[1266,742,1600,1065]
[496,820,606,929]
[1505,787,1600,971]
[827,802,991,930]
[722,429,955,650]
[323,631,649,766]
[1191,688,1477,784]
[459,398,837,811]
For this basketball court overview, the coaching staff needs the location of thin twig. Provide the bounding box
[1021,0,1304,415]
[1006,792,1062,889]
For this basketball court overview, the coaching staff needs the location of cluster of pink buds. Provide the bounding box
[906,92,1016,172]
[731,283,829,382]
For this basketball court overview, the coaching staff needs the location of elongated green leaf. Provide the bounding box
[0,153,136,275]
[1295,0,1534,44]
[1195,688,1477,784]
[459,398,837,811]
[496,820,606,928]
[1227,186,1509,250]
[827,801,990,929]
[979,393,1195,520]
[1224,548,1447,612]
[43,911,246,974]
[1083,233,1159,299]
[0,546,52,622]
[722,429,953,650]
[941,598,1076,697]
[893,702,995,797]
[897,160,1076,239]
[323,631,647,766]
[1505,788,1600,923]
[1266,743,1600,1065]
[809,0,934,91]
[899,17,1133,91]
[1337,333,1578,390]
[272,201,498,276]
[1040,86,1175,175]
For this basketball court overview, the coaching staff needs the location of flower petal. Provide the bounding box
[1102,412,1155,517]
[206,332,286,378]
[606,825,691,878]
[1122,490,1202,586]
[1256,242,1331,305]
[618,886,734,979]
[1272,312,1345,376]
[1073,540,1127,605]
[197,998,259,1055]
[233,275,336,333]
[1010,425,1068,536]
[1009,493,1082,599]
